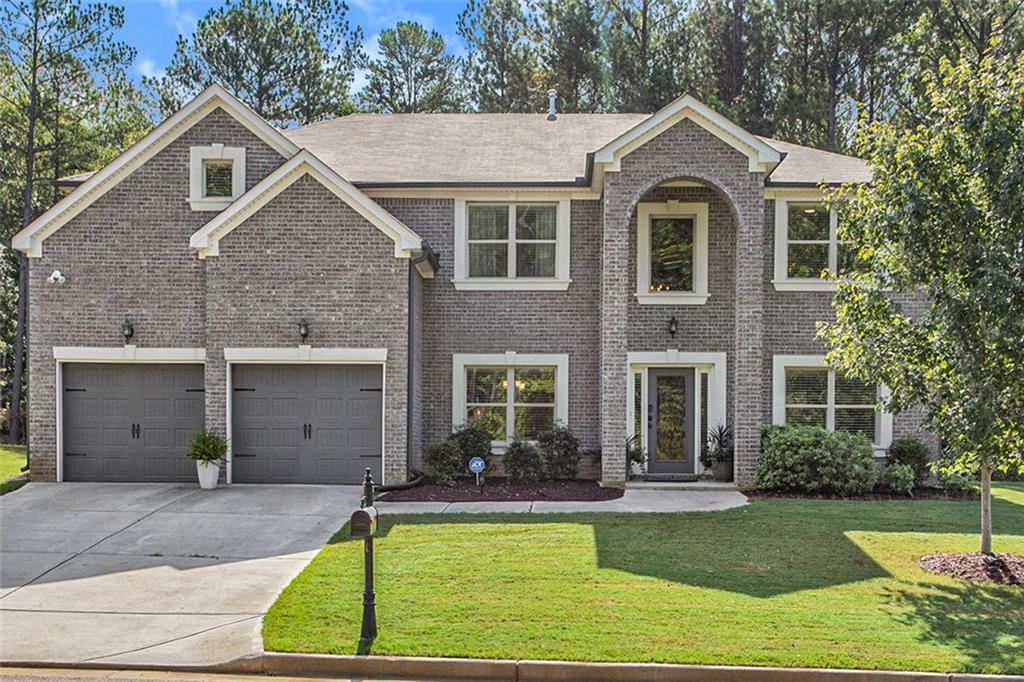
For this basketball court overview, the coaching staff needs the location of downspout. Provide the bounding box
[403,251,429,484]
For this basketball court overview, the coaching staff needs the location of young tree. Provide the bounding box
[819,47,1024,554]
[146,0,364,126]
[361,22,463,113]
[458,0,545,112]
[535,0,604,112]
[603,0,689,111]
[1,0,145,447]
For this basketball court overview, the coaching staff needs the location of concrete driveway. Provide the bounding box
[0,483,361,667]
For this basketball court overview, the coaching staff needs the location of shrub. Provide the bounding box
[538,425,581,479]
[882,462,916,497]
[887,437,932,482]
[939,471,978,495]
[757,425,878,496]
[701,424,734,467]
[424,439,463,486]
[451,423,493,469]
[504,441,544,483]
[187,430,227,463]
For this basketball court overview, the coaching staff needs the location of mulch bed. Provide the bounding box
[748,486,976,501]
[919,552,1024,584]
[378,477,624,502]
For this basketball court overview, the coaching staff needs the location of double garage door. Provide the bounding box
[62,363,382,484]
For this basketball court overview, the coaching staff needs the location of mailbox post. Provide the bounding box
[350,468,378,645]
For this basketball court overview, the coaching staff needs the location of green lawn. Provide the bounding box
[264,484,1024,674]
[0,444,26,480]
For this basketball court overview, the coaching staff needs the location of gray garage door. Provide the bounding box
[231,364,383,484]
[63,363,205,482]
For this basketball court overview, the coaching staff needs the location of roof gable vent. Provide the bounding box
[547,89,557,121]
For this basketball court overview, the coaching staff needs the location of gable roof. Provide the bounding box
[189,150,426,261]
[12,83,300,257]
[760,137,872,186]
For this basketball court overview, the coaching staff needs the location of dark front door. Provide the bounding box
[62,363,205,482]
[647,368,696,475]
[231,364,383,484]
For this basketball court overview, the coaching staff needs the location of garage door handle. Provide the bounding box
[360,388,383,392]
[65,452,87,457]
[234,453,256,458]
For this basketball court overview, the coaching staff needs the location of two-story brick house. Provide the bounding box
[12,84,928,487]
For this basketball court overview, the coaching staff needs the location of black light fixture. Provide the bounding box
[668,315,678,337]
[121,318,134,343]
[297,319,310,342]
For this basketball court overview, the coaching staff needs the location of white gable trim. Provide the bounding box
[190,150,424,259]
[593,94,781,176]
[11,84,299,257]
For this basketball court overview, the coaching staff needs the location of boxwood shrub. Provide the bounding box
[451,423,493,470]
[887,437,933,482]
[757,425,878,496]
[538,425,581,479]
[423,439,463,486]
[504,440,544,483]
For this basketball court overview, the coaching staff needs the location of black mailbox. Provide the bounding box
[350,506,378,537]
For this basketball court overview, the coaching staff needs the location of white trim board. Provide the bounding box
[190,150,425,260]
[12,83,299,257]
[635,200,709,305]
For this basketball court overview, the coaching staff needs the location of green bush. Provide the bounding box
[887,437,932,482]
[451,423,493,469]
[187,430,227,463]
[882,462,916,497]
[504,441,544,483]
[939,471,978,495]
[757,425,878,496]
[424,439,463,486]
[538,425,581,479]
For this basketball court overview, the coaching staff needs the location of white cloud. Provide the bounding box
[135,57,165,80]
[159,0,198,35]
[350,0,436,32]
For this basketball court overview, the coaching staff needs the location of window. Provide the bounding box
[773,195,854,291]
[636,201,709,304]
[452,353,569,449]
[189,144,246,211]
[453,199,571,290]
[772,355,892,449]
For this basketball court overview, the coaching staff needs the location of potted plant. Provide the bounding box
[188,429,227,490]
[626,435,646,478]
[701,425,734,482]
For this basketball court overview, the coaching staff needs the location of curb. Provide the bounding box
[264,652,517,679]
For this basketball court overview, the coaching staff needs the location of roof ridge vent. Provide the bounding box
[547,89,557,121]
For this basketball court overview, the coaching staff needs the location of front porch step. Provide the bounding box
[642,474,700,482]
[626,480,741,491]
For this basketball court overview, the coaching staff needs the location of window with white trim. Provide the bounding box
[453,199,571,290]
[452,353,569,448]
[636,201,709,305]
[773,196,854,290]
[772,355,892,449]
[189,144,245,211]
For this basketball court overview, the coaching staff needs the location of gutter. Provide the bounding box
[405,241,439,483]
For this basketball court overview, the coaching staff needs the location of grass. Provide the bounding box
[0,445,27,494]
[264,483,1024,674]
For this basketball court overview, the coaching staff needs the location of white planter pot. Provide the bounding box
[196,460,220,489]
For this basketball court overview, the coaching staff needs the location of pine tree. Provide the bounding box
[536,0,605,112]
[361,22,463,113]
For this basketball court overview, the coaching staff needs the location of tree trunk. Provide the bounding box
[980,462,992,555]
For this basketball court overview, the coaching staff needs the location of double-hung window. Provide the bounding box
[772,355,892,450]
[454,199,571,290]
[773,194,855,290]
[453,353,569,449]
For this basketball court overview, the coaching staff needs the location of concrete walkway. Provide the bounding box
[378,488,748,514]
[0,483,362,668]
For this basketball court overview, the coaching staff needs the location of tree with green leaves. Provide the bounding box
[458,0,545,112]
[361,22,463,113]
[819,46,1024,554]
[146,0,364,126]
[535,0,604,112]
[1,0,148,446]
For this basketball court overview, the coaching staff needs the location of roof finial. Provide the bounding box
[547,89,557,121]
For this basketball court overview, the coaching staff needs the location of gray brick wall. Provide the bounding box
[205,174,411,484]
[27,107,284,481]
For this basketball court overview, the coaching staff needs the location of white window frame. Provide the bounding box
[452,352,569,452]
[636,200,709,305]
[453,198,571,290]
[772,191,850,292]
[772,354,893,454]
[189,144,246,211]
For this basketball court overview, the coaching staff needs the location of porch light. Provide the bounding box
[297,319,310,342]
[668,315,678,337]
[121,319,134,342]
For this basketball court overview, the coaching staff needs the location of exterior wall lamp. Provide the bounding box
[121,319,134,343]
[297,319,310,342]
[668,315,679,337]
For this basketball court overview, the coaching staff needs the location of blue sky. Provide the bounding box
[120,0,467,90]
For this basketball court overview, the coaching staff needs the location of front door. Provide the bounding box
[647,368,696,475]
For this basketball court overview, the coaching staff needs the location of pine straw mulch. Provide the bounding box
[918,552,1024,584]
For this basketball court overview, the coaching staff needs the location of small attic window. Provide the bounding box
[189,144,245,211]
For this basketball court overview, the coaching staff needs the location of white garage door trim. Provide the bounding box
[52,346,207,482]
[223,346,388,485]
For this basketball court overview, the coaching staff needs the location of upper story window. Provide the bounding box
[189,144,246,211]
[636,200,709,305]
[772,355,893,451]
[773,194,853,291]
[453,198,571,290]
